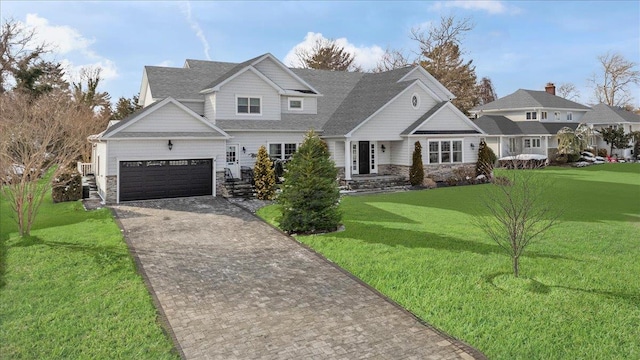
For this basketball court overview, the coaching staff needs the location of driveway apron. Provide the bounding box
[112,197,484,360]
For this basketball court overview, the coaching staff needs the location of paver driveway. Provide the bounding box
[113,196,484,360]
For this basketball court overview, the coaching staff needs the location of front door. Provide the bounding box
[226,144,240,178]
[358,141,370,175]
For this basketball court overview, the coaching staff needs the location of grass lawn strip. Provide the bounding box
[0,194,178,359]
[258,164,640,360]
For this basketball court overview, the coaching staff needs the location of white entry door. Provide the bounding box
[226,145,240,178]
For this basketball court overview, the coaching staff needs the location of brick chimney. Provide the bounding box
[545,82,556,95]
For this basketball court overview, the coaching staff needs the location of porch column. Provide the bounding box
[545,137,549,157]
[344,139,352,180]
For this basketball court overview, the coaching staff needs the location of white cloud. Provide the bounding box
[179,2,211,60]
[430,1,514,15]
[284,32,385,71]
[156,60,173,67]
[19,14,119,83]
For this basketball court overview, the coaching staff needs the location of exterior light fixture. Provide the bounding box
[381,144,386,152]
[168,140,173,151]
[470,143,475,150]
[242,146,246,154]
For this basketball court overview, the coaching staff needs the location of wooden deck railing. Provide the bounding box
[77,162,94,176]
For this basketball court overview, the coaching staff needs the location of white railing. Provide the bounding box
[77,162,94,176]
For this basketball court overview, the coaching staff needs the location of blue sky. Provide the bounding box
[3,1,639,107]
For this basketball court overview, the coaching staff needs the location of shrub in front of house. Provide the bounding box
[52,172,82,203]
[476,139,497,178]
[453,166,476,185]
[278,130,341,234]
[253,145,276,200]
[409,141,424,186]
[597,148,608,158]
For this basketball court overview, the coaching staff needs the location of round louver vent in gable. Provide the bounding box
[411,93,420,109]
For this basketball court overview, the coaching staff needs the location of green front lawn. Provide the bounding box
[0,193,178,359]
[258,164,640,359]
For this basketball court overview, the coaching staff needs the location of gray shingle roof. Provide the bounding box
[109,131,226,138]
[145,62,236,100]
[321,67,415,136]
[200,53,268,92]
[471,89,590,112]
[581,103,640,124]
[474,115,578,135]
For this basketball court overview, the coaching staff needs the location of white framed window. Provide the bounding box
[541,111,548,120]
[352,144,358,171]
[566,112,573,121]
[288,98,303,111]
[526,111,537,120]
[509,138,518,153]
[524,138,541,148]
[370,143,376,170]
[236,96,261,115]
[268,143,297,160]
[428,140,463,164]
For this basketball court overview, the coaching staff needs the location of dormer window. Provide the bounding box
[288,98,303,111]
[567,112,573,121]
[237,96,261,115]
[526,111,537,120]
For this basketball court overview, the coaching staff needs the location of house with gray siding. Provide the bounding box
[470,83,591,158]
[89,53,485,203]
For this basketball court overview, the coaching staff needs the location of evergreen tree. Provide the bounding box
[409,141,424,186]
[599,126,631,154]
[253,145,276,200]
[111,94,142,120]
[476,139,497,179]
[278,130,341,234]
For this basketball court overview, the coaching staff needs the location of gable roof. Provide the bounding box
[581,103,640,124]
[471,89,590,112]
[475,115,579,136]
[144,62,236,100]
[101,97,229,139]
[398,66,455,100]
[401,101,448,135]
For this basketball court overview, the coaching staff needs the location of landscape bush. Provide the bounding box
[475,139,497,178]
[253,145,276,200]
[409,141,424,186]
[51,172,82,203]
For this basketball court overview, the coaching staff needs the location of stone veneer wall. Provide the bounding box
[381,164,410,178]
[105,175,117,204]
[215,171,228,197]
[423,163,475,182]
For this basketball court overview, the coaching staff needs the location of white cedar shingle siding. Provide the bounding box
[106,139,225,175]
[415,106,476,132]
[254,57,310,91]
[401,70,450,101]
[216,71,281,120]
[280,97,317,114]
[225,131,306,169]
[121,103,213,133]
[352,86,437,140]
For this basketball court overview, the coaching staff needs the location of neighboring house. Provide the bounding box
[89,53,485,203]
[580,103,640,158]
[469,83,591,158]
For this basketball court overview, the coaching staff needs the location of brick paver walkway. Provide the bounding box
[113,197,484,360]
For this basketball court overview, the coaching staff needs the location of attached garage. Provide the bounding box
[119,159,213,201]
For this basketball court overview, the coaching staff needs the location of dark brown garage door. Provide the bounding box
[119,159,213,201]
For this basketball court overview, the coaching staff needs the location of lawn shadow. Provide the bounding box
[484,271,639,306]
[332,223,577,262]
[0,233,7,289]
[10,236,130,274]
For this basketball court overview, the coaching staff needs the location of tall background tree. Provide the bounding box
[111,94,141,120]
[295,38,360,71]
[0,18,49,93]
[373,47,412,73]
[411,16,479,114]
[588,52,640,107]
[556,82,580,101]
[476,77,497,105]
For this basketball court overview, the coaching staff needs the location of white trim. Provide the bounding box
[102,97,230,139]
[138,70,149,106]
[288,97,304,111]
[236,95,262,115]
[102,136,227,141]
[346,80,442,137]
[398,66,455,101]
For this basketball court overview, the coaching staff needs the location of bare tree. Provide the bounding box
[373,47,412,72]
[588,52,640,107]
[295,38,359,71]
[411,16,479,114]
[0,18,49,93]
[474,170,561,277]
[72,67,111,112]
[0,91,86,236]
[556,82,580,101]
